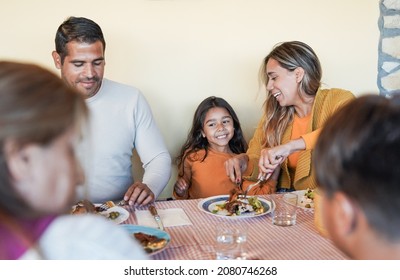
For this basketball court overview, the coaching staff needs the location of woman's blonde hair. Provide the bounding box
[259,41,322,148]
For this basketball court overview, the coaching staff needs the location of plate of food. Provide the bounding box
[97,206,129,224]
[70,200,130,224]
[120,224,170,255]
[291,189,315,209]
[198,195,274,218]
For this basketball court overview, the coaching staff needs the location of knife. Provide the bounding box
[149,205,164,230]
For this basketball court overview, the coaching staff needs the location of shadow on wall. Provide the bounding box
[131,149,175,200]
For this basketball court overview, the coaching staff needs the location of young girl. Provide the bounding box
[174,96,276,199]
[0,61,147,259]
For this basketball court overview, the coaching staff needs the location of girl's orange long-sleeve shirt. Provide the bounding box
[174,148,276,199]
[174,149,237,199]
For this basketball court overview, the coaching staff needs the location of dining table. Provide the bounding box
[121,194,348,260]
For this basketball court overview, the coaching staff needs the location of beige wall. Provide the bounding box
[0,0,379,199]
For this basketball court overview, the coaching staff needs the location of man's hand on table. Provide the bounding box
[124,182,155,206]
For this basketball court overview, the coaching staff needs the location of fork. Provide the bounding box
[97,199,127,212]
[241,175,267,199]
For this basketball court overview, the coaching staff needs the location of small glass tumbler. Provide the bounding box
[272,193,298,226]
[215,223,248,260]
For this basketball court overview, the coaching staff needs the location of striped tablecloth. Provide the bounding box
[122,194,347,260]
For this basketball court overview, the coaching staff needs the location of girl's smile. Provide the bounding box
[202,107,235,153]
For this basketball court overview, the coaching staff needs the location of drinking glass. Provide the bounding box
[215,223,248,260]
[272,193,298,226]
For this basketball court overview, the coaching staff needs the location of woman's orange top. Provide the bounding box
[288,113,312,169]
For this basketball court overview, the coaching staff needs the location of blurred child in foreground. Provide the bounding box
[314,94,400,259]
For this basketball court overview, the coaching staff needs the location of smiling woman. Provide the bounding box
[224,41,355,192]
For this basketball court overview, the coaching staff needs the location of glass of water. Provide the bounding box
[215,223,248,260]
[272,193,298,226]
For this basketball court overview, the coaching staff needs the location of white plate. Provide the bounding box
[120,224,170,255]
[98,206,130,224]
[198,195,274,219]
[291,190,315,209]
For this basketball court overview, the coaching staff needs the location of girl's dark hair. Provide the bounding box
[175,96,247,176]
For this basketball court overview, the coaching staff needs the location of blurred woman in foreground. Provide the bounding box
[0,61,146,259]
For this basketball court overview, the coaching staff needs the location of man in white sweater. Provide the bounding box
[52,16,171,206]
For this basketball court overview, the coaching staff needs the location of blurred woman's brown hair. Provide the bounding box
[0,61,88,218]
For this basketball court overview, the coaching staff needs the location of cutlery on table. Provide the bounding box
[97,199,127,212]
[149,205,165,231]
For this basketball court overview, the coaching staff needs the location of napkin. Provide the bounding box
[135,208,192,228]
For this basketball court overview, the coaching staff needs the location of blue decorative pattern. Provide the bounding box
[198,195,273,218]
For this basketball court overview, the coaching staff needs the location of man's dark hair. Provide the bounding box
[55,16,106,63]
